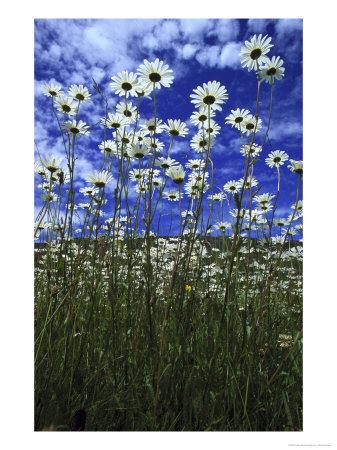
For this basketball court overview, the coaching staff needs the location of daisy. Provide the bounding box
[190,133,215,153]
[163,189,183,201]
[225,108,251,129]
[140,118,165,135]
[291,200,303,211]
[127,142,150,159]
[208,192,225,202]
[273,217,288,227]
[239,175,258,190]
[190,107,215,126]
[117,130,134,146]
[215,221,232,231]
[42,192,58,202]
[155,156,178,170]
[62,120,90,136]
[185,159,205,172]
[190,81,228,111]
[240,34,273,72]
[240,143,262,157]
[110,71,139,98]
[188,171,209,184]
[39,155,62,173]
[259,56,285,84]
[135,183,147,194]
[288,159,303,175]
[242,114,262,135]
[164,119,189,137]
[143,137,165,153]
[102,112,128,130]
[116,101,138,124]
[137,59,174,90]
[204,119,221,136]
[254,193,275,205]
[55,95,76,116]
[135,81,152,99]
[98,140,116,155]
[149,177,163,189]
[79,186,99,196]
[223,180,241,194]
[166,165,186,184]
[265,150,289,168]
[258,203,273,213]
[86,170,113,188]
[68,84,91,102]
[129,168,149,182]
[41,82,63,98]
[134,130,147,143]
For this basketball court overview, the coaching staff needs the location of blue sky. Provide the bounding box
[34,19,303,236]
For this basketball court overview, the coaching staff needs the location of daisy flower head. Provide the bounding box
[155,156,178,170]
[55,95,76,116]
[166,165,186,184]
[39,154,62,173]
[102,112,128,130]
[110,71,139,98]
[117,130,134,146]
[62,120,90,136]
[140,118,165,135]
[163,189,183,202]
[143,137,165,153]
[137,59,174,90]
[164,119,189,137]
[185,159,205,171]
[215,221,232,231]
[240,34,273,72]
[190,133,215,153]
[204,119,221,136]
[98,140,117,155]
[225,108,251,129]
[86,170,113,188]
[135,81,152,99]
[265,150,289,168]
[224,180,241,194]
[41,82,63,98]
[242,114,262,135]
[288,159,303,175]
[254,193,275,205]
[239,175,258,190]
[240,143,262,157]
[259,56,285,84]
[190,107,215,126]
[68,84,91,102]
[127,142,150,159]
[208,192,225,202]
[190,81,228,111]
[79,186,99,196]
[116,101,138,124]
[273,217,288,227]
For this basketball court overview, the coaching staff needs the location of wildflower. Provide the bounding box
[79,186,99,196]
[225,108,250,129]
[288,159,303,175]
[55,95,76,115]
[86,170,113,188]
[224,180,241,194]
[208,192,224,202]
[254,193,275,205]
[110,71,139,97]
[68,84,91,102]
[143,137,164,153]
[273,217,288,227]
[166,165,186,184]
[116,101,138,124]
[39,155,62,173]
[240,143,262,157]
[190,133,215,153]
[215,221,232,231]
[127,142,150,159]
[62,120,90,136]
[185,285,192,291]
[259,56,285,84]
[41,82,63,97]
[155,157,178,170]
[278,334,293,348]
[242,114,262,135]
[240,34,273,71]
[265,150,289,168]
[164,119,189,137]
[140,118,165,135]
[190,81,228,111]
[98,140,116,155]
[185,159,205,171]
[137,59,174,90]
[163,189,183,201]
[102,112,128,130]
[291,200,303,211]
[190,107,215,126]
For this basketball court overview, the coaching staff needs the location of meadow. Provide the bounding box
[34,33,303,431]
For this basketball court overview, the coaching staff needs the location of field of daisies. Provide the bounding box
[34,34,303,431]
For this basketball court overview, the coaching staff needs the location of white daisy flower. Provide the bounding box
[164,119,189,137]
[68,84,91,102]
[240,34,274,72]
[86,170,113,188]
[166,165,186,184]
[137,59,174,90]
[110,71,139,98]
[259,56,285,84]
[41,82,63,97]
[190,81,228,111]
[265,150,289,168]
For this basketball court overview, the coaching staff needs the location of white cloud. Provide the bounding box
[219,42,242,69]
[275,19,302,39]
[181,43,198,59]
[195,45,221,68]
[179,19,212,40]
[209,19,240,43]
[247,19,272,34]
